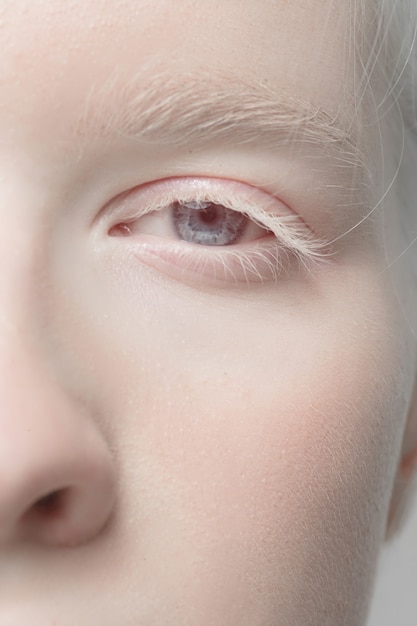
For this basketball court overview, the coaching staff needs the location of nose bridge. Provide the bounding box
[0,336,73,447]
[0,178,67,399]
[0,232,50,393]
[0,186,46,336]
[0,185,53,399]
[0,189,73,450]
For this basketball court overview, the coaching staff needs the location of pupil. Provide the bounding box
[198,204,218,224]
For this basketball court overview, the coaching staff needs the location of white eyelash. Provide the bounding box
[210,247,288,284]
[238,206,329,269]
[143,238,315,287]
[115,184,330,270]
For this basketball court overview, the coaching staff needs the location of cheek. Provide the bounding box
[49,249,409,622]
[136,322,403,623]
[113,330,401,624]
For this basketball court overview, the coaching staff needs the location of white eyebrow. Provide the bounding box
[73,68,365,169]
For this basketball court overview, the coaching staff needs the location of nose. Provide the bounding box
[0,349,116,548]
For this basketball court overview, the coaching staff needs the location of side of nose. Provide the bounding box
[0,353,116,548]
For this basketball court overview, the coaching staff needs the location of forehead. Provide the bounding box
[0,0,355,154]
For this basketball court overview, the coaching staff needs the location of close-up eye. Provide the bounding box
[105,177,325,286]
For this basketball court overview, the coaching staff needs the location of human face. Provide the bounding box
[0,1,415,624]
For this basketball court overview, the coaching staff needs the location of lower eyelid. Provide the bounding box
[118,234,293,287]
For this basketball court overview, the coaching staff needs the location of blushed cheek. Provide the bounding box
[94,315,390,617]
[124,295,407,624]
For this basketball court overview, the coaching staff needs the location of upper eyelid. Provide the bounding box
[100,176,329,264]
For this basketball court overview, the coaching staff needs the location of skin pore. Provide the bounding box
[0,1,416,625]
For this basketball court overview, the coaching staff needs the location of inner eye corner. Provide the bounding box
[108,222,132,237]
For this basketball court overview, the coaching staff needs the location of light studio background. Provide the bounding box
[368,496,417,625]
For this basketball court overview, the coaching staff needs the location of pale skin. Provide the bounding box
[0,1,417,625]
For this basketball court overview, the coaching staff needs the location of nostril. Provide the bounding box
[19,488,73,544]
[21,488,70,531]
[33,489,67,517]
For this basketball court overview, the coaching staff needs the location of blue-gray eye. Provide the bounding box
[172,200,247,246]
